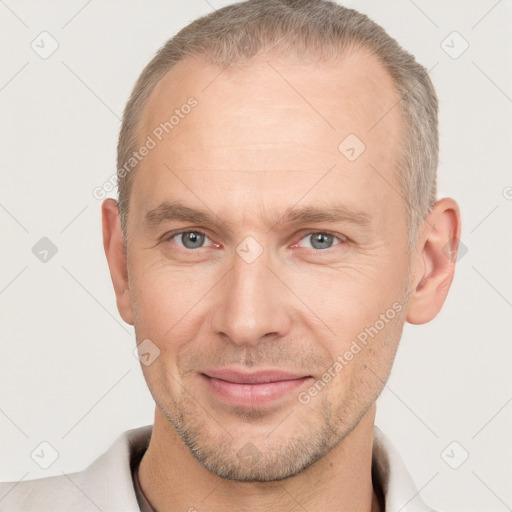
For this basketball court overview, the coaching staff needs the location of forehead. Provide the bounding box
[139,49,402,161]
[131,49,405,232]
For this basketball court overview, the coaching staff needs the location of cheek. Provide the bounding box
[307,304,405,421]
[286,257,406,337]
[129,257,213,338]
[290,265,407,385]
[129,259,224,396]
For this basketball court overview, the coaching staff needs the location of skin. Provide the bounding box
[102,48,460,511]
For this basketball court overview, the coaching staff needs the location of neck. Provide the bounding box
[138,405,382,512]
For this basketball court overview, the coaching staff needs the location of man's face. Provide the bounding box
[125,50,411,481]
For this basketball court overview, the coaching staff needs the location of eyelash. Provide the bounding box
[163,229,347,252]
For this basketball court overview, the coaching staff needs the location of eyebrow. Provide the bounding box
[144,200,371,231]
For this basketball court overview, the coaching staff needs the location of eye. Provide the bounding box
[170,230,213,249]
[296,232,345,250]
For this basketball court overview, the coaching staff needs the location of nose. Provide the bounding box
[210,243,293,346]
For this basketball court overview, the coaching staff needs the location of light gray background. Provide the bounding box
[1,1,511,511]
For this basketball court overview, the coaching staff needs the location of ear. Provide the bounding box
[102,198,134,325]
[406,197,461,325]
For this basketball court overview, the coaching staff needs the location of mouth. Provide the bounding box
[200,368,313,408]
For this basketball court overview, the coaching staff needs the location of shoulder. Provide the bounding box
[0,471,87,512]
[0,425,152,512]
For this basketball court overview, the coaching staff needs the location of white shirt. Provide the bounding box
[0,425,437,511]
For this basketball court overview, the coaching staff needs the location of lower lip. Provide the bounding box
[201,374,312,408]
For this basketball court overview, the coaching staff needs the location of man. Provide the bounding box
[0,0,460,510]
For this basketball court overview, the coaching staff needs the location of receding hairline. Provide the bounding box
[133,41,394,160]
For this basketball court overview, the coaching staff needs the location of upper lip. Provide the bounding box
[201,368,310,384]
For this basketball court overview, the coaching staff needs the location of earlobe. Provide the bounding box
[102,199,134,325]
[406,198,461,325]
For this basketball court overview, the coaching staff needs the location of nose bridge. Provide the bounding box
[211,240,291,345]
